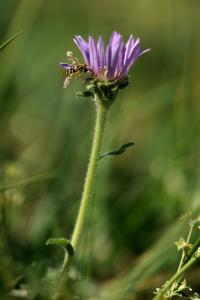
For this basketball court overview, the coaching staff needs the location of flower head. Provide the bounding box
[61,31,149,82]
[76,31,149,80]
[60,32,150,104]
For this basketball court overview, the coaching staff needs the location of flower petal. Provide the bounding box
[88,36,99,74]
[110,32,123,63]
[124,35,135,65]
[73,35,90,65]
[105,44,112,78]
[123,38,141,70]
[97,36,105,74]
[105,32,123,78]
[109,37,125,78]
[115,43,126,78]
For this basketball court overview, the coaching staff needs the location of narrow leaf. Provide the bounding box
[0,31,22,52]
[46,238,74,256]
[99,142,134,160]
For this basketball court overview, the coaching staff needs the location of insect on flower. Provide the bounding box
[60,31,150,107]
[60,32,150,94]
[60,51,93,88]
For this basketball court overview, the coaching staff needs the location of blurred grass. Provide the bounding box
[0,0,200,299]
[0,31,22,52]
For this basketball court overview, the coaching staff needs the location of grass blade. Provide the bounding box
[0,31,22,52]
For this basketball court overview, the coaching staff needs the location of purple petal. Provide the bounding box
[73,35,90,65]
[88,36,99,74]
[109,37,124,77]
[105,32,124,78]
[129,44,141,63]
[124,35,135,65]
[127,38,141,59]
[110,32,123,63]
[114,43,126,78]
[109,31,121,49]
[97,36,105,73]
[105,44,112,78]
[124,47,141,74]
[123,38,141,70]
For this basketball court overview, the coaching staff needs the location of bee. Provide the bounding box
[65,63,89,76]
[62,51,92,88]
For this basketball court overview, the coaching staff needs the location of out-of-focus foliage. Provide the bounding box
[0,0,200,299]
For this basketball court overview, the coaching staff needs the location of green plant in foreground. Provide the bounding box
[153,214,200,300]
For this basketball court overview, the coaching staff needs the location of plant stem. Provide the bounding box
[153,257,197,300]
[60,93,107,278]
[183,235,200,265]
[169,224,194,295]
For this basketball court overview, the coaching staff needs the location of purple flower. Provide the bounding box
[60,31,150,84]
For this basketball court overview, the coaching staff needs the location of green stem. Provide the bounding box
[183,235,200,265]
[61,93,107,277]
[153,257,197,300]
[169,224,194,296]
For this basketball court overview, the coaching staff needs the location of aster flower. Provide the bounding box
[57,32,150,280]
[60,31,150,104]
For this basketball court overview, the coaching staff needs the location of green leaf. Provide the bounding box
[0,31,22,52]
[99,142,134,160]
[46,238,74,256]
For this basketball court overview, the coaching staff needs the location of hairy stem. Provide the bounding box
[60,94,107,278]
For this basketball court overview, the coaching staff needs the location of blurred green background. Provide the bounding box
[0,0,200,299]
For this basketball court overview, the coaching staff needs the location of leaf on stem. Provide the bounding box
[46,238,74,256]
[99,142,134,160]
